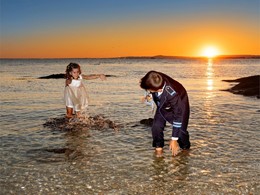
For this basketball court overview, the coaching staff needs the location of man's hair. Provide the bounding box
[140,71,164,90]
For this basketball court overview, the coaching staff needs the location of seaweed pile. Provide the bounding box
[43,115,120,131]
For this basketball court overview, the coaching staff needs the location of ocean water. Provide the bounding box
[0,58,259,194]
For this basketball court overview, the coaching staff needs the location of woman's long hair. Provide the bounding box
[65,62,82,79]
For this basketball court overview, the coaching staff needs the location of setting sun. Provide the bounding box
[201,46,219,58]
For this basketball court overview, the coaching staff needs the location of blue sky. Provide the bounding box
[2,0,259,35]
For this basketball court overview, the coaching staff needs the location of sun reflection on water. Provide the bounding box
[204,58,216,124]
[206,59,214,91]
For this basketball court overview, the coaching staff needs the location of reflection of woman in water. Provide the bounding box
[64,62,106,118]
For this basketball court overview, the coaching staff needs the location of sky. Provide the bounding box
[0,0,259,58]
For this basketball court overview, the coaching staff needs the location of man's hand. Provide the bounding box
[169,140,181,156]
[141,95,151,103]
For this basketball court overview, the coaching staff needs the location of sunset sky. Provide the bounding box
[1,0,259,58]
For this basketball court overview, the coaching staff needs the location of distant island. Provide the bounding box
[117,55,260,60]
[222,75,260,98]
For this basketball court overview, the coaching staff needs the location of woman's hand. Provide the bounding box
[169,140,181,156]
[99,74,106,81]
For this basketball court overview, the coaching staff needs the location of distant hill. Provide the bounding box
[216,55,260,59]
[120,55,260,60]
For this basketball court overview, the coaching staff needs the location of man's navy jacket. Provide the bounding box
[152,72,190,138]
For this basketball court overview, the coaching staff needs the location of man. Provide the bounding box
[140,70,191,157]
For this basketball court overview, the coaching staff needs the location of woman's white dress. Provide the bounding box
[64,75,88,112]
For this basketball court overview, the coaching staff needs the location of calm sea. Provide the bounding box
[0,58,259,194]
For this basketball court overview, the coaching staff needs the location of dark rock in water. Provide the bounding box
[38,74,117,79]
[45,148,72,154]
[140,118,154,126]
[222,75,260,98]
[39,73,65,79]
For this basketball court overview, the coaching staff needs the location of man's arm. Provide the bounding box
[169,95,182,156]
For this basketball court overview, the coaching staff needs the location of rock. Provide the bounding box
[38,74,117,79]
[38,73,65,79]
[140,118,154,126]
[222,75,260,98]
[45,148,69,153]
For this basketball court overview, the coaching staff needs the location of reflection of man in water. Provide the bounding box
[151,154,190,182]
[140,71,191,157]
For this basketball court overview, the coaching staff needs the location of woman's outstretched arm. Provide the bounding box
[82,74,106,80]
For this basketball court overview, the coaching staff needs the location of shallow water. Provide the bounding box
[0,58,259,194]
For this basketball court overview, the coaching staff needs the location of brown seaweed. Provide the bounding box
[43,115,120,131]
